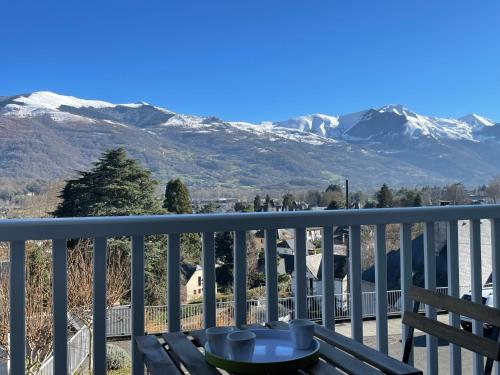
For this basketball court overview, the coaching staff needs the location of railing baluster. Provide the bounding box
[168,233,181,332]
[294,227,307,319]
[9,240,25,375]
[322,226,335,330]
[202,232,216,328]
[491,218,500,375]
[131,235,144,375]
[470,219,483,375]
[400,223,413,365]
[234,231,247,327]
[424,222,438,375]
[93,237,107,375]
[375,224,388,354]
[447,221,462,374]
[264,229,278,322]
[52,238,68,375]
[349,225,363,342]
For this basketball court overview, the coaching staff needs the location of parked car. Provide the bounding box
[460,286,493,332]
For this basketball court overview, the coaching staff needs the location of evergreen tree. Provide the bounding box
[163,178,192,214]
[413,193,422,207]
[282,193,295,211]
[253,195,262,212]
[326,200,341,210]
[376,184,393,208]
[53,148,167,305]
[53,148,163,217]
[263,194,271,212]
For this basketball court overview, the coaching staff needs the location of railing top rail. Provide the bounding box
[1,204,500,241]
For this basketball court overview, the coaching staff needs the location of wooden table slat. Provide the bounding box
[301,358,344,375]
[267,321,421,375]
[266,321,381,375]
[135,335,182,375]
[163,332,222,375]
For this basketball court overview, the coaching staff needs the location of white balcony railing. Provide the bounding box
[1,205,500,374]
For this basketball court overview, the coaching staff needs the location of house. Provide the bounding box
[361,234,449,293]
[290,253,348,296]
[277,238,316,255]
[181,264,215,303]
[361,220,492,295]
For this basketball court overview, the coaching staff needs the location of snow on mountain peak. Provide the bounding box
[459,113,495,130]
[378,104,418,118]
[14,91,114,110]
[273,113,341,137]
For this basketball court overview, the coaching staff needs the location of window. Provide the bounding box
[198,276,202,286]
[193,290,196,295]
[198,289,202,294]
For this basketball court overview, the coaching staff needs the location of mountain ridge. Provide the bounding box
[1,91,499,191]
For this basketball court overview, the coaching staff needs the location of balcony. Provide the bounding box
[1,204,500,374]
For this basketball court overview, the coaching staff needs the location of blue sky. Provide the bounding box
[2,1,499,122]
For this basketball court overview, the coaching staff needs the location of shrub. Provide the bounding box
[106,344,131,370]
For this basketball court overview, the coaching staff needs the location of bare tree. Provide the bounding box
[0,240,129,374]
[0,243,53,373]
[486,176,500,203]
[67,241,130,374]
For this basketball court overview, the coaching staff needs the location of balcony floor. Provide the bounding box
[334,314,478,375]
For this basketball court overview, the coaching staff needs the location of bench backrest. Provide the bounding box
[402,286,500,361]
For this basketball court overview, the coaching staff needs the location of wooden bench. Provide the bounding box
[402,286,500,375]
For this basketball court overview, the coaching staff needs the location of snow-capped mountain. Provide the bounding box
[0,91,499,190]
[459,114,495,131]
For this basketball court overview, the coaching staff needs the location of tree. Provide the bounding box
[163,178,193,214]
[214,232,260,290]
[486,176,500,203]
[197,202,217,214]
[253,195,262,212]
[376,184,393,208]
[443,182,467,205]
[326,200,341,210]
[282,193,295,211]
[413,193,422,207]
[53,148,163,217]
[234,202,252,212]
[325,184,342,193]
[304,190,322,207]
[400,190,422,207]
[364,201,376,209]
[67,242,129,374]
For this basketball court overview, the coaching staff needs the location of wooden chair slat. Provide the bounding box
[313,324,422,375]
[403,311,500,361]
[317,338,382,375]
[163,332,222,375]
[409,286,500,327]
[135,335,182,375]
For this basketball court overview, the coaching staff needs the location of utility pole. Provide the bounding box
[345,179,349,209]
[345,179,350,296]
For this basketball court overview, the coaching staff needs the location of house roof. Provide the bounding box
[283,253,348,280]
[362,234,448,290]
[180,263,202,280]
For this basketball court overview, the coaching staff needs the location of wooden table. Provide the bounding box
[136,321,423,375]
